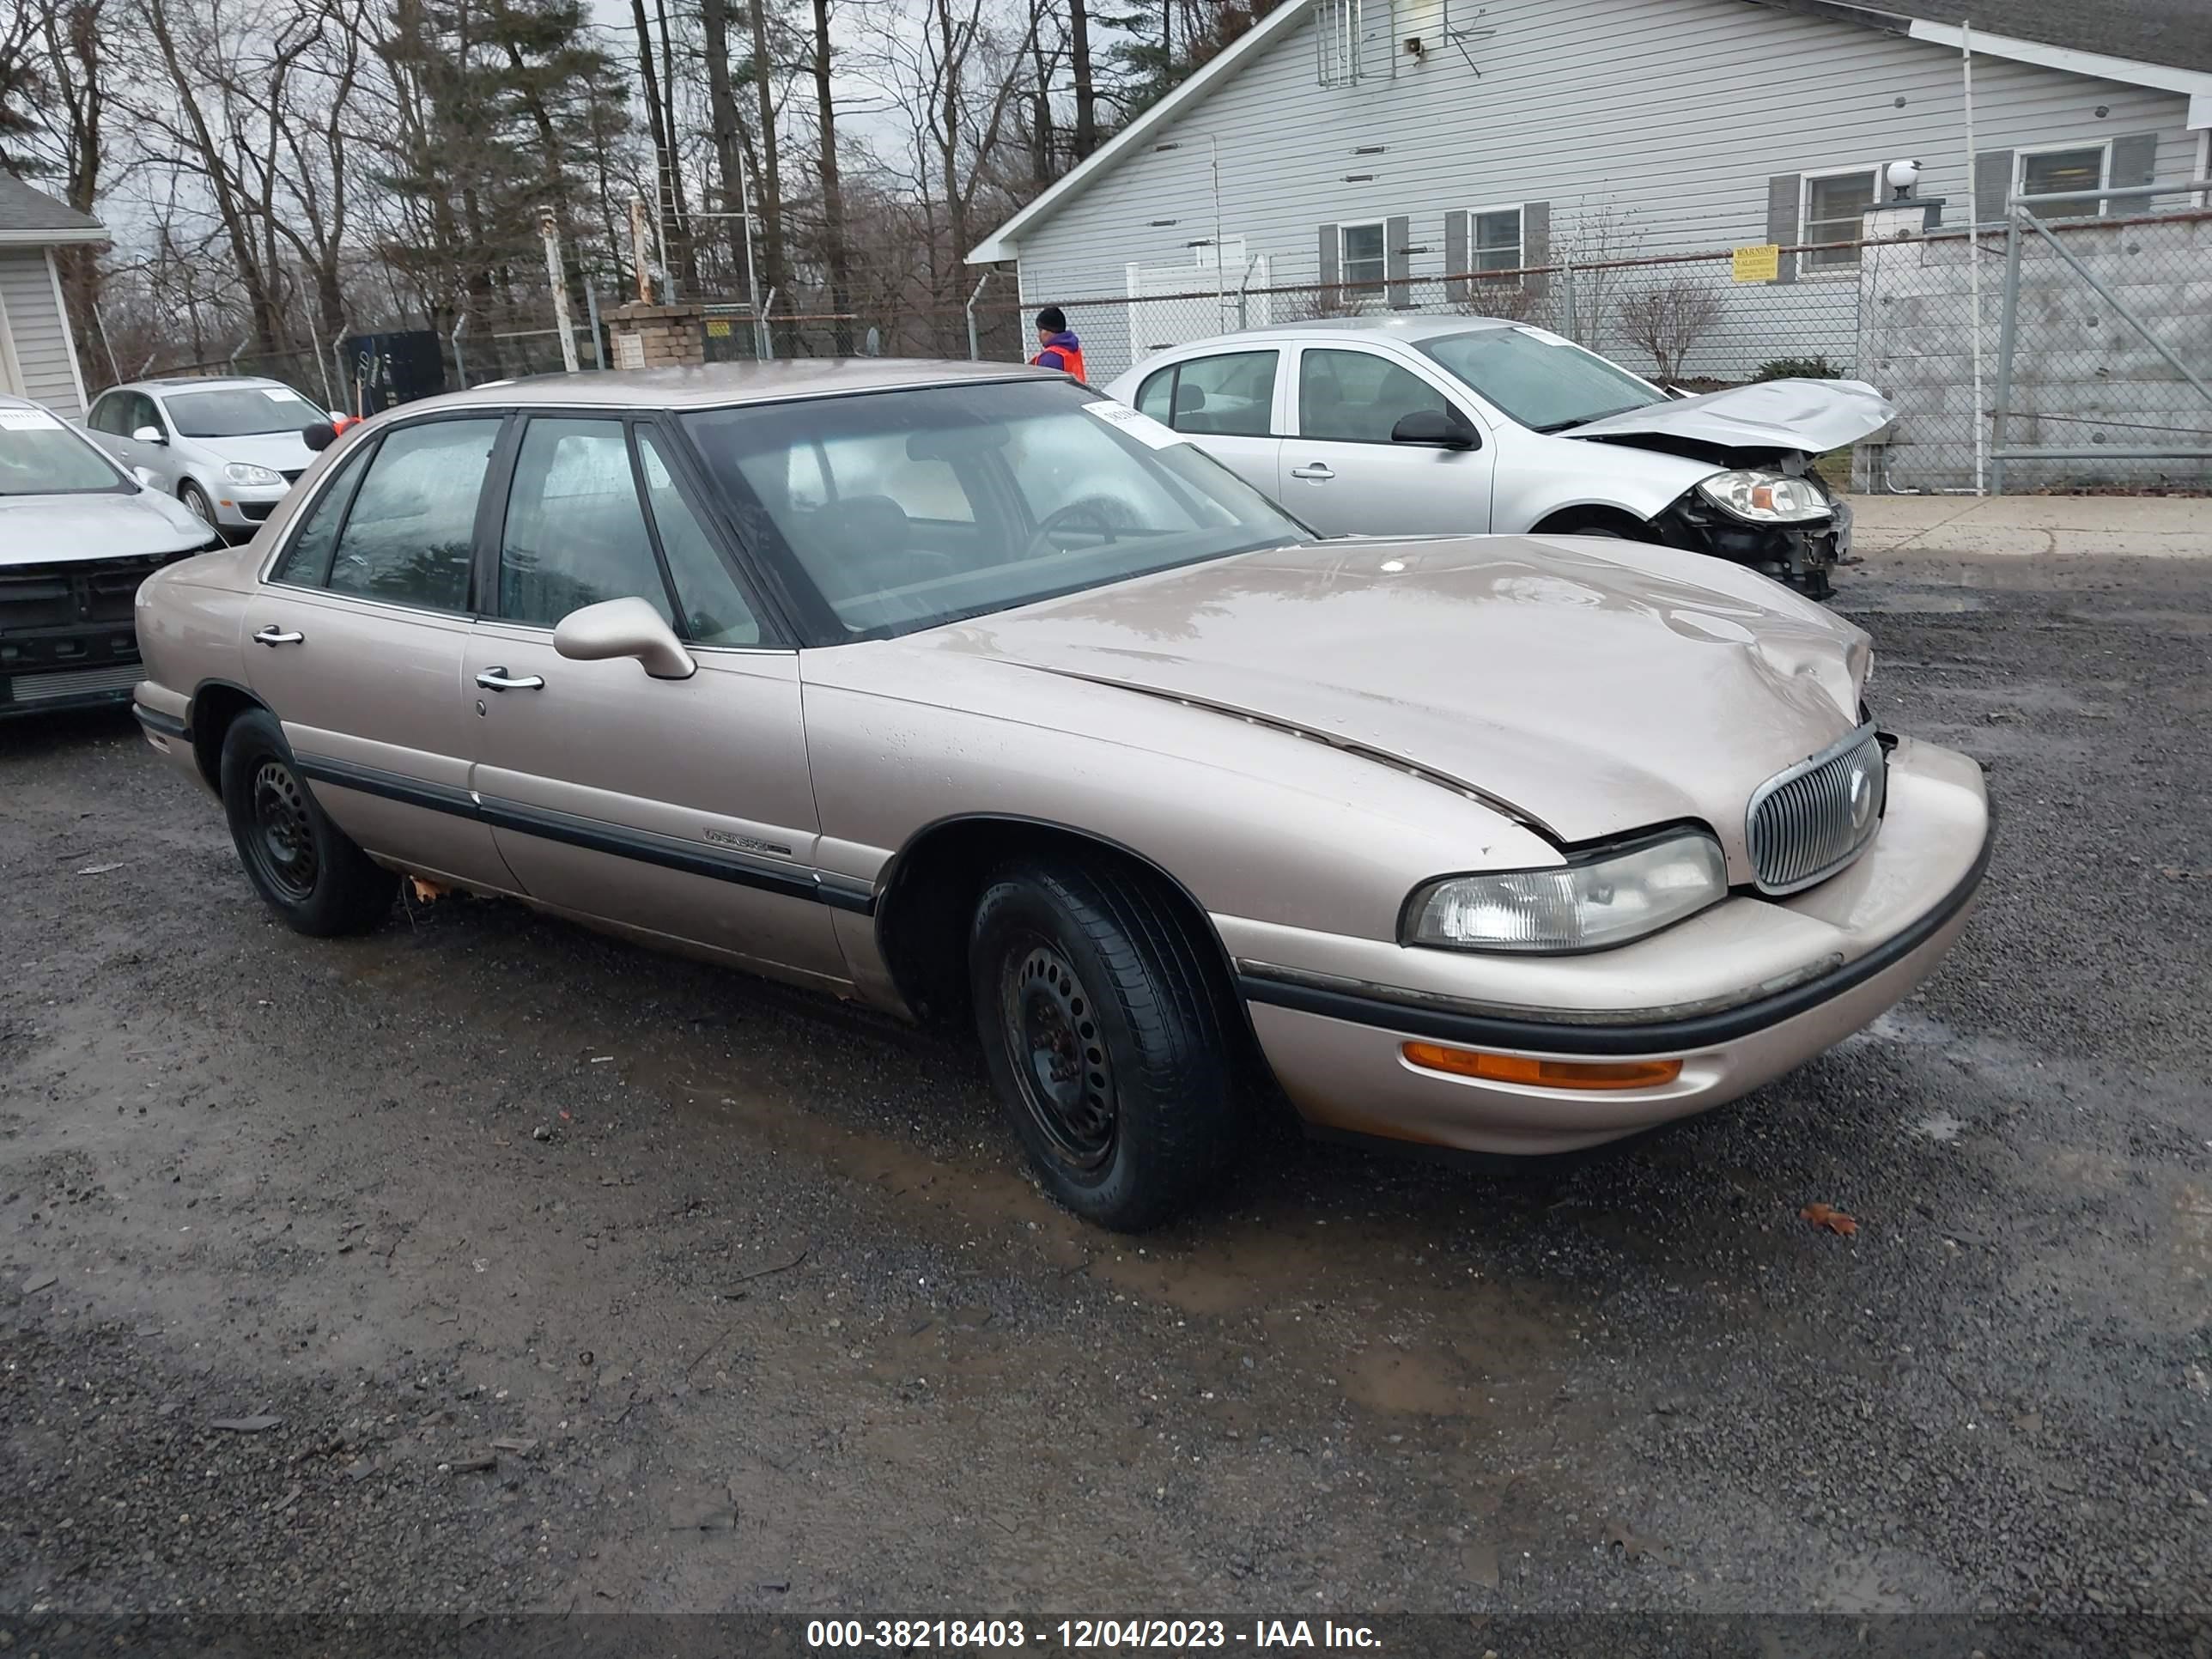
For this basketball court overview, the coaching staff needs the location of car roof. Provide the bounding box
[113,376,296,395]
[1150,316,1524,351]
[405,357,1059,416]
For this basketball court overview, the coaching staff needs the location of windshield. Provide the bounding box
[679,379,1310,640]
[0,406,130,495]
[164,386,324,438]
[1416,326,1666,432]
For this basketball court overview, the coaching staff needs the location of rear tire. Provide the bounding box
[219,708,395,936]
[969,858,1241,1231]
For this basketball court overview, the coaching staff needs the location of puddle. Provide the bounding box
[1908,1112,1965,1143]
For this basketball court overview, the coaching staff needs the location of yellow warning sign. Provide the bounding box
[706,318,732,337]
[1732,243,1781,283]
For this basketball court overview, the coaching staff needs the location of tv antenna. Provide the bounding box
[1439,0,1496,74]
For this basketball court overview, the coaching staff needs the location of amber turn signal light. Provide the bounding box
[1400,1042,1682,1091]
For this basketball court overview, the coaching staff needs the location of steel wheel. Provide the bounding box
[1002,939,1116,1171]
[246,757,319,903]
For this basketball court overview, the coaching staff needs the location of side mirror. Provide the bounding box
[132,424,167,446]
[553,596,696,681]
[131,466,163,489]
[326,410,345,423]
[1390,409,1479,449]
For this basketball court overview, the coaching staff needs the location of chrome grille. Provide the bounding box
[1746,725,1887,895]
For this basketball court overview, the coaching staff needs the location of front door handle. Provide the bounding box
[252,625,305,646]
[475,667,545,692]
[1290,463,1334,482]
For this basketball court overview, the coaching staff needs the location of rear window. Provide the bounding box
[0,406,131,495]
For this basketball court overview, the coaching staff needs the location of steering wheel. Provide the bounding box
[1019,496,1130,562]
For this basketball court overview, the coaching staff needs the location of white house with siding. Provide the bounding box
[968,0,2212,385]
[0,174,102,421]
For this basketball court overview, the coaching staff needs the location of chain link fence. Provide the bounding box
[89,194,2209,495]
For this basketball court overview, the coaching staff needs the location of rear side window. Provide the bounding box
[325,418,500,611]
[269,446,374,586]
[498,417,672,628]
[1133,352,1278,439]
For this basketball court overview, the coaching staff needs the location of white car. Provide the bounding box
[1104,318,1893,599]
[84,376,331,536]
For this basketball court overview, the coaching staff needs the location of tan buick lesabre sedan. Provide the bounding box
[131,362,1990,1231]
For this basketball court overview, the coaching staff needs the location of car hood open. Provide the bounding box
[1566,378,1894,460]
[922,535,1872,859]
[0,493,215,568]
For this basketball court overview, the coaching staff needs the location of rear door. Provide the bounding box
[1129,348,1284,501]
[1284,344,1496,536]
[462,414,846,986]
[245,413,515,891]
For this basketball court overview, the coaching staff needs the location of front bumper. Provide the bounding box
[1658,492,1850,596]
[210,478,295,528]
[1228,736,1989,1154]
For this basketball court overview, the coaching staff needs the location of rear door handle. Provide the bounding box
[1290,463,1334,482]
[476,667,545,692]
[252,626,304,646]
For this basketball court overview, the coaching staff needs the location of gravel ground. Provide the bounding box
[1,553,2207,1652]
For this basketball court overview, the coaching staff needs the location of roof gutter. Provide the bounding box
[964,0,1317,264]
[0,227,109,247]
[1901,17,2212,109]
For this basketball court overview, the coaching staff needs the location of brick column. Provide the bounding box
[604,302,707,371]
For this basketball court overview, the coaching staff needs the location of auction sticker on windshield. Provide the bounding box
[0,408,64,430]
[1083,401,1182,449]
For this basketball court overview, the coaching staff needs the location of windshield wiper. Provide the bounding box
[1532,403,1655,434]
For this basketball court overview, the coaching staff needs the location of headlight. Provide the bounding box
[1404,830,1729,953]
[224,462,285,486]
[1696,469,1831,523]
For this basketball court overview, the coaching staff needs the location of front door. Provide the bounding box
[463,414,845,986]
[245,415,516,893]
[1284,345,1496,536]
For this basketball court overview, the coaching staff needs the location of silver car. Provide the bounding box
[1103,318,1893,599]
[84,376,330,535]
[0,393,217,717]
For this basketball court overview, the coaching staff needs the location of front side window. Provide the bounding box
[1472,207,1524,278]
[87,394,123,435]
[0,404,131,495]
[498,417,672,629]
[1802,170,1877,269]
[325,417,500,611]
[1340,222,1387,291]
[1415,326,1663,432]
[680,379,1306,640]
[270,446,374,586]
[163,386,325,439]
[2020,146,2106,210]
[635,429,763,647]
[1297,348,1449,444]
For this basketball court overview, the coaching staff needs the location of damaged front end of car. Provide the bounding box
[1648,460,1851,599]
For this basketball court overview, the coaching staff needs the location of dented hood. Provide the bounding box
[1568,378,1895,456]
[920,536,1872,859]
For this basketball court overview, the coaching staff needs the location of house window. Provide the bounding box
[1802,169,1878,270]
[1340,222,1387,292]
[1471,206,1523,279]
[2019,144,2107,210]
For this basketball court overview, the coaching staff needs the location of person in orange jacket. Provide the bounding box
[1030,307,1087,382]
[301,413,362,453]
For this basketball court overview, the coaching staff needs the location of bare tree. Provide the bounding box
[1620,277,1723,382]
[808,0,851,349]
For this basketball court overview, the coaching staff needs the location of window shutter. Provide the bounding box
[1385,214,1411,307]
[1522,200,1551,300]
[1972,149,2014,222]
[1318,223,1340,291]
[2109,132,2159,194]
[1765,174,1801,283]
[1443,210,1469,302]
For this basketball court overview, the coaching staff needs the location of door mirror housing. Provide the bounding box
[131,466,163,490]
[1389,409,1479,449]
[553,597,696,681]
[131,424,167,446]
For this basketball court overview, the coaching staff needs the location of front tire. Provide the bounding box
[220,709,395,935]
[179,479,217,526]
[969,858,1241,1231]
